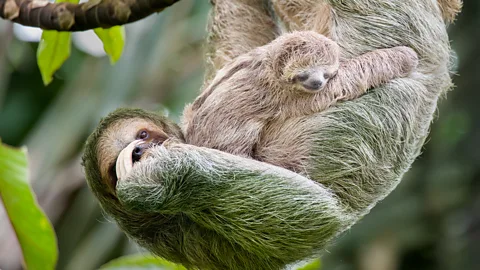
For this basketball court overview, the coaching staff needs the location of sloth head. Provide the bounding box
[82,108,184,209]
[269,31,340,93]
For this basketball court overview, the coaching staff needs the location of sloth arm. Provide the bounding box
[116,143,355,259]
[320,46,418,105]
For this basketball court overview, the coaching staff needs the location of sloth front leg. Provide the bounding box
[323,46,419,103]
[116,142,355,262]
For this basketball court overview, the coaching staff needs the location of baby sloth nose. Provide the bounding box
[132,143,149,163]
[302,78,324,91]
[294,71,326,91]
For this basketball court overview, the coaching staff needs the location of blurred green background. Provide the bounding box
[0,0,478,269]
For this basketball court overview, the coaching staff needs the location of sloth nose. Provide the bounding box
[302,79,324,91]
[132,144,148,163]
[294,71,326,91]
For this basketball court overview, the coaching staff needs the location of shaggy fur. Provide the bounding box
[438,0,463,23]
[270,0,461,39]
[184,31,418,159]
[204,0,278,85]
[272,0,333,36]
[82,0,459,269]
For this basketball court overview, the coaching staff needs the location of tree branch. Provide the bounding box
[0,0,180,31]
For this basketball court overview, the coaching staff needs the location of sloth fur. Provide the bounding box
[82,0,460,269]
[184,30,418,165]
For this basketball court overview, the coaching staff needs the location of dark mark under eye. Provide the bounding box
[108,162,118,190]
[294,71,310,82]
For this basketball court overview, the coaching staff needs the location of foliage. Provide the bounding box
[100,255,187,270]
[100,253,321,269]
[37,30,72,85]
[297,259,322,270]
[94,27,126,65]
[0,142,58,270]
[36,0,125,86]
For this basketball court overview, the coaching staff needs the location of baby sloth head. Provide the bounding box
[269,31,340,93]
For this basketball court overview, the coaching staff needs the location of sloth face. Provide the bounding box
[292,66,338,92]
[91,113,184,195]
[270,31,340,93]
[97,119,168,191]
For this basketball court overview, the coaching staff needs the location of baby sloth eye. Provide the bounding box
[294,71,310,82]
[137,130,149,140]
[324,71,338,80]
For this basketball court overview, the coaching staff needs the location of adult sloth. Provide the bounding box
[83,0,459,269]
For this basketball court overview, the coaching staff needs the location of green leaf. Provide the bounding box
[297,259,322,270]
[94,26,126,64]
[37,30,71,85]
[36,0,79,85]
[101,255,187,270]
[0,141,58,270]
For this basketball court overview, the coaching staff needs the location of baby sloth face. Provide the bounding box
[269,31,340,93]
[293,66,337,92]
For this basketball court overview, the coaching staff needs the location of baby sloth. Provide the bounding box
[183,31,419,160]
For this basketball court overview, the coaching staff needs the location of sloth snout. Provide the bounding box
[302,79,324,91]
[294,70,327,92]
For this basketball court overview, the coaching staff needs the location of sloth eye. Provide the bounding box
[323,73,331,79]
[294,72,309,82]
[137,130,149,140]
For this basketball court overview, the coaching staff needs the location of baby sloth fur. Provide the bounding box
[184,31,418,170]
